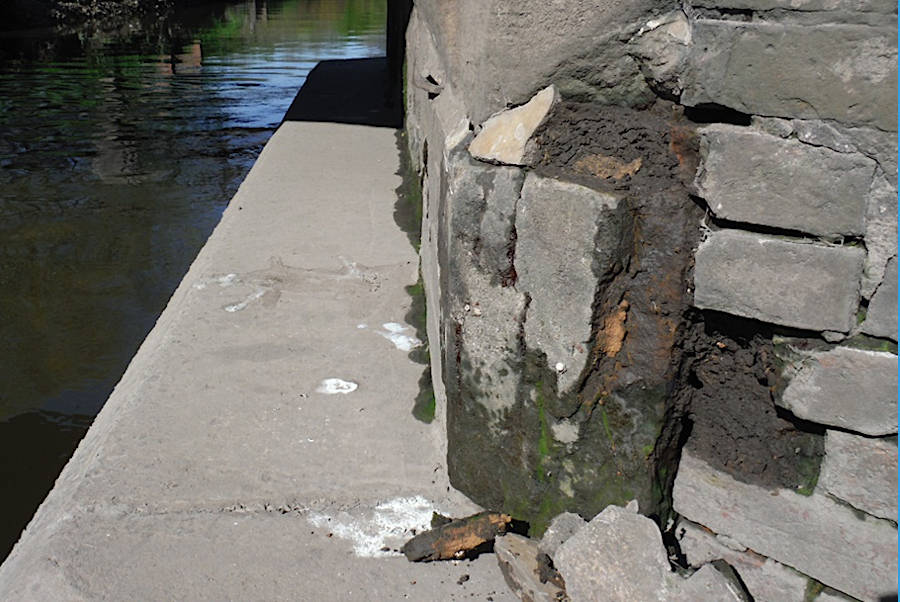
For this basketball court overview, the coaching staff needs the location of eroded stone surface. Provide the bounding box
[673,448,899,601]
[469,86,558,166]
[820,429,898,520]
[693,230,865,332]
[696,125,873,237]
[494,534,567,602]
[779,346,898,436]
[682,22,898,131]
[676,519,811,602]
[863,174,899,299]
[863,256,898,341]
[554,503,671,602]
[516,173,620,394]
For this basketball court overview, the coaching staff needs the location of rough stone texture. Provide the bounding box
[673,448,899,601]
[469,85,558,166]
[819,429,898,520]
[863,256,898,341]
[412,0,669,123]
[696,125,874,237]
[690,0,897,12]
[539,512,587,559]
[779,346,898,436]
[693,229,865,332]
[629,10,693,99]
[494,534,567,602]
[682,22,898,131]
[676,518,812,602]
[672,564,748,602]
[554,503,672,602]
[517,173,620,393]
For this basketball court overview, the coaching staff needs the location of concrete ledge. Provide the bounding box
[0,121,512,599]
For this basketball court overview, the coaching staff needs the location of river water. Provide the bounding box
[0,0,386,560]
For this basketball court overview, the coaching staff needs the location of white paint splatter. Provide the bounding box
[307,496,437,557]
[357,323,368,329]
[377,322,422,352]
[224,289,265,313]
[194,273,239,290]
[315,378,358,395]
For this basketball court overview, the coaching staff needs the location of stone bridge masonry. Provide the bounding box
[404,0,897,600]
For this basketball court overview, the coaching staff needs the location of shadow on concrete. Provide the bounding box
[282,57,402,128]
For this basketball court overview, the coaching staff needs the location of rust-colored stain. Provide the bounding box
[596,300,630,358]
[669,124,699,181]
[573,154,643,180]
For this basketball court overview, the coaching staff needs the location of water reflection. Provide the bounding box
[0,0,386,560]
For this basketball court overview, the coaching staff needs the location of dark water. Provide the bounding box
[0,0,386,561]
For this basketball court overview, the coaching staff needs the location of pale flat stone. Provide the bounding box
[673,448,898,601]
[779,346,898,436]
[820,429,898,520]
[677,519,811,602]
[693,229,864,332]
[862,256,898,341]
[494,534,566,602]
[468,85,558,166]
[696,125,874,238]
[539,512,587,559]
[517,173,621,393]
[555,504,671,602]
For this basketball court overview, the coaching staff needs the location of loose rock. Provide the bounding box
[494,534,568,602]
[468,85,558,166]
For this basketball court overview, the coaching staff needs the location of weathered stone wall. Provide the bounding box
[405,0,897,599]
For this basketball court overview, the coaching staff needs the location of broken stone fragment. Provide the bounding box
[778,346,898,436]
[819,429,899,521]
[673,448,898,601]
[494,534,569,602]
[671,563,749,602]
[538,512,587,559]
[468,85,558,166]
[693,229,864,332]
[553,503,671,601]
[400,511,512,562]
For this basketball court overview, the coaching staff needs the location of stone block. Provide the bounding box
[673,448,899,601]
[779,346,898,436]
[676,519,812,602]
[863,257,898,341]
[682,22,898,131]
[468,85,558,166]
[693,230,864,332]
[690,0,897,13]
[554,503,671,602]
[696,125,874,238]
[820,429,898,520]
[516,173,621,393]
[538,512,587,559]
[494,534,566,602]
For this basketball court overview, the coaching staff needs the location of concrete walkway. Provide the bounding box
[0,120,513,599]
